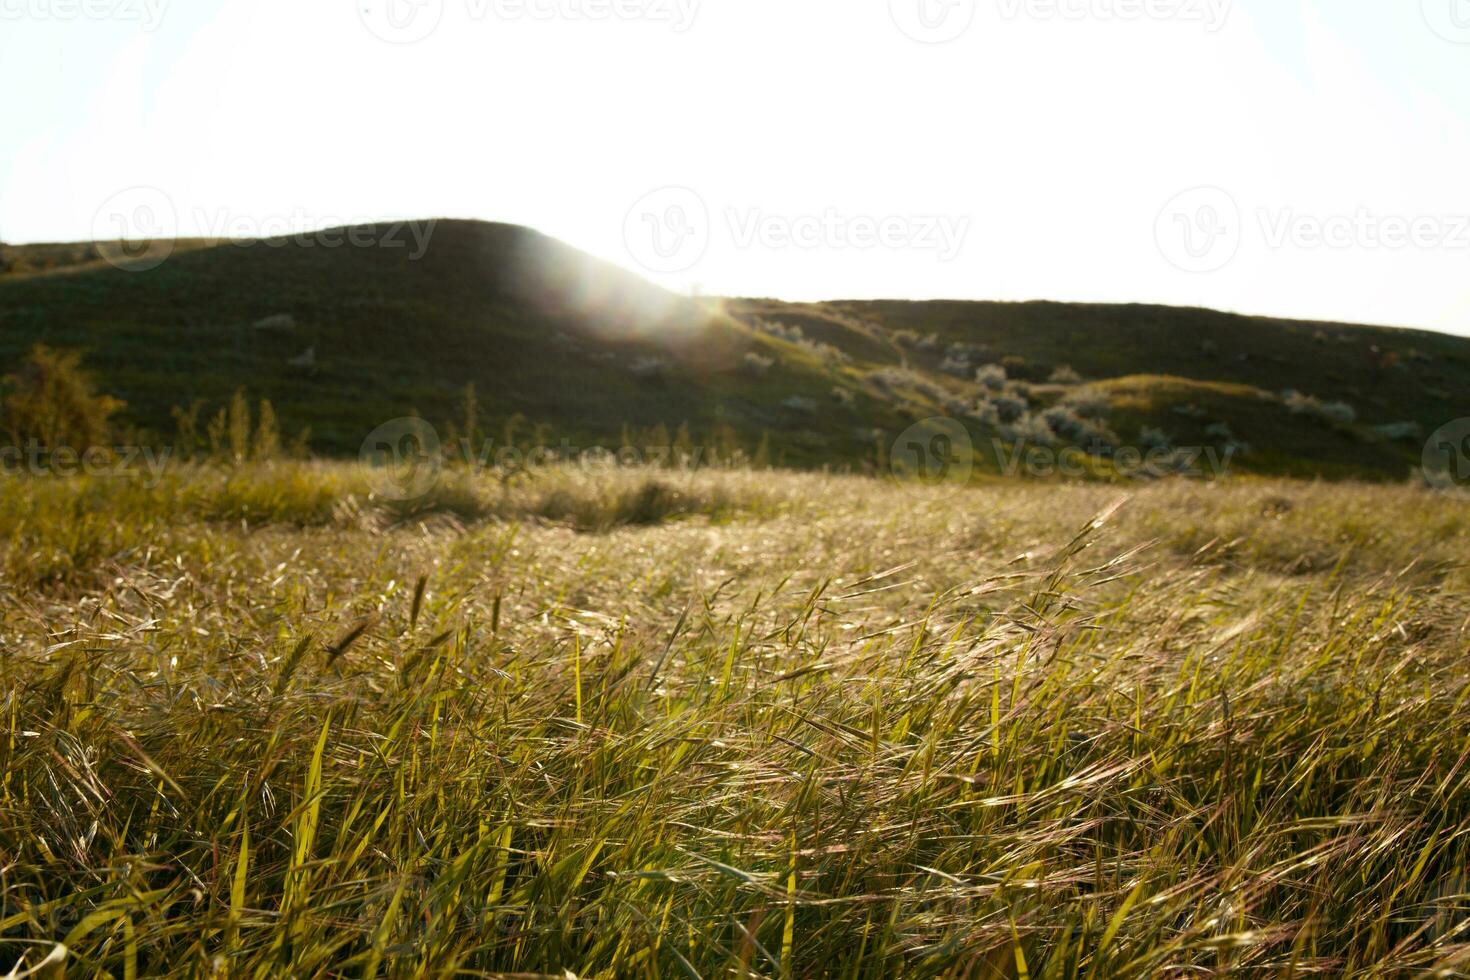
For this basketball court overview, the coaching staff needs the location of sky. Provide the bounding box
[3,0,1470,335]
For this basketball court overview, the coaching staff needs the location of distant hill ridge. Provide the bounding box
[2,219,1466,480]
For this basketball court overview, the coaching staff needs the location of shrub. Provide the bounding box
[869,367,950,406]
[1061,387,1111,418]
[253,399,281,460]
[743,352,775,377]
[1373,421,1421,443]
[629,356,668,381]
[967,400,1000,426]
[1138,426,1172,451]
[939,353,973,377]
[940,342,988,377]
[753,319,803,342]
[1042,405,1117,448]
[1002,355,1048,382]
[1,344,124,449]
[975,364,1008,391]
[1283,390,1357,426]
[1049,364,1083,385]
[782,395,819,414]
[990,393,1029,423]
[1001,412,1057,446]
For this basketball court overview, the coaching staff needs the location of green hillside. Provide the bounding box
[2,220,1466,480]
[724,297,1470,479]
[0,222,901,466]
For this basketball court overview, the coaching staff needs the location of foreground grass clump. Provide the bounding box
[1,465,1468,977]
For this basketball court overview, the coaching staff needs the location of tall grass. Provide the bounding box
[0,464,1467,976]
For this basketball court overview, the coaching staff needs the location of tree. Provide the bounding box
[1,344,124,449]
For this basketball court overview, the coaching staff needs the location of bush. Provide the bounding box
[629,357,668,381]
[1,344,124,449]
[939,342,988,378]
[1283,390,1358,426]
[975,364,1008,391]
[1042,405,1117,448]
[1049,365,1083,385]
[939,353,973,377]
[1001,355,1049,382]
[967,400,999,426]
[1373,421,1421,443]
[1138,426,1172,451]
[990,393,1029,423]
[743,352,775,377]
[782,395,819,414]
[1061,387,1111,418]
[1001,412,1057,446]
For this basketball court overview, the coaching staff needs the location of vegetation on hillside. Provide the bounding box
[2,222,1467,480]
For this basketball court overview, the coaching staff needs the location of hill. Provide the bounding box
[2,219,1467,479]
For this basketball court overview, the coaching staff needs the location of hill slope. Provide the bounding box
[0,222,900,465]
[3,220,1467,479]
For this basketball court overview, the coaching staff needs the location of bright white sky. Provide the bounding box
[4,0,1470,335]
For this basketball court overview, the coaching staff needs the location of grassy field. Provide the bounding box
[3,463,1470,977]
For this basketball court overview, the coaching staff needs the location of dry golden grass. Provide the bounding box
[1,464,1468,977]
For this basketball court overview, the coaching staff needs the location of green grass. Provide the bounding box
[2,463,1469,976]
[5,221,1468,479]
